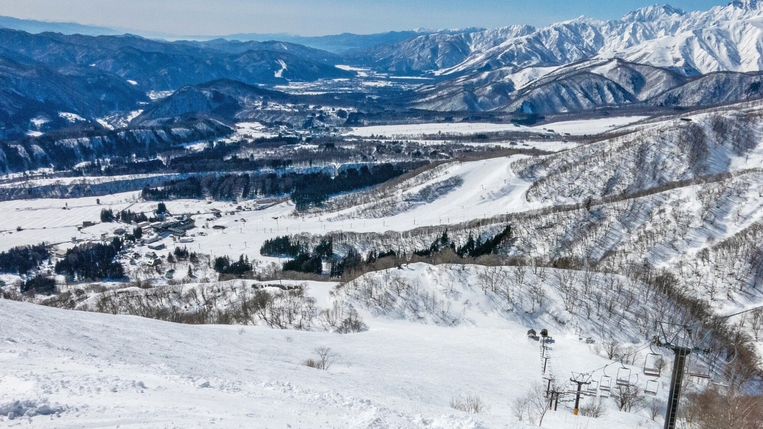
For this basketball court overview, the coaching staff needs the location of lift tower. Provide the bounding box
[655,323,709,429]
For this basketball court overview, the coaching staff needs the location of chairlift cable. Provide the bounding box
[716,303,763,320]
[579,341,655,376]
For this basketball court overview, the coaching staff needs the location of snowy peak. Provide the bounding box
[730,0,763,11]
[621,4,685,23]
[712,0,763,20]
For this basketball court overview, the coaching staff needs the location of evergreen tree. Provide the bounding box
[100,208,115,222]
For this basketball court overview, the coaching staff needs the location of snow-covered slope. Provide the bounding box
[1,260,691,428]
[362,1,763,77]
[1,109,762,427]
[415,56,763,113]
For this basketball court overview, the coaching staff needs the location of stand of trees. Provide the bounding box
[291,165,402,210]
[118,210,149,224]
[0,244,49,274]
[101,209,149,224]
[141,164,408,208]
[100,208,115,222]
[409,226,513,259]
[260,236,304,258]
[283,252,323,274]
[213,255,252,276]
[21,276,56,295]
[330,247,363,277]
[456,226,513,258]
[55,238,124,281]
[282,238,333,275]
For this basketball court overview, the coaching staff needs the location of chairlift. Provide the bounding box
[616,367,632,386]
[585,380,599,396]
[645,379,659,396]
[643,353,663,377]
[599,375,612,391]
[687,356,712,379]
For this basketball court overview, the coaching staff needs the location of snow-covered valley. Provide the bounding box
[1,109,763,428]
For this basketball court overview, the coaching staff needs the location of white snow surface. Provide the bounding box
[430,1,763,76]
[0,156,539,255]
[29,117,50,128]
[0,262,665,428]
[57,112,87,123]
[344,117,648,138]
[227,122,278,141]
[275,59,288,79]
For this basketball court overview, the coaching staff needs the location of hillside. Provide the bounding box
[0,261,701,428]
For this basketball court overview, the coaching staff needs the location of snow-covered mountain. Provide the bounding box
[352,1,763,77]
[413,57,763,113]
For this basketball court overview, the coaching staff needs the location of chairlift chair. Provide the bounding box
[643,353,663,377]
[599,375,612,391]
[644,379,659,396]
[616,367,632,386]
[585,381,599,396]
[687,355,712,380]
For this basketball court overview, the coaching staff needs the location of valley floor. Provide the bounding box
[0,155,539,261]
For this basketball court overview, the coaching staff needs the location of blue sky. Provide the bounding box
[0,0,728,36]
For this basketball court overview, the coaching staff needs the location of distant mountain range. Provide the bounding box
[219,31,433,54]
[350,1,763,76]
[414,57,763,114]
[0,15,432,53]
[5,1,763,75]
[0,15,122,37]
[0,29,354,137]
[3,1,763,137]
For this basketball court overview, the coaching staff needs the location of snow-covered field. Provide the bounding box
[408,139,580,152]
[0,156,542,260]
[344,117,649,138]
[0,173,173,190]
[0,262,668,428]
[223,122,278,141]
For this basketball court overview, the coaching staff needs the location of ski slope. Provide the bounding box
[0,262,665,428]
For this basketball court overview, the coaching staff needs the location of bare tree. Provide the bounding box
[305,346,340,370]
[513,263,527,287]
[750,308,763,341]
[450,394,489,414]
[611,384,644,412]
[648,398,662,421]
[601,338,622,360]
[511,394,530,422]
[580,397,608,418]
[529,283,546,312]
[514,382,551,426]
